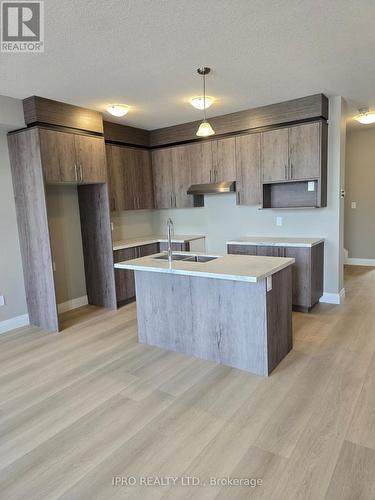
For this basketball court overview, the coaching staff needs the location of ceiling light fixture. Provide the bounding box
[106,104,130,117]
[195,67,215,137]
[355,108,375,125]
[191,95,214,110]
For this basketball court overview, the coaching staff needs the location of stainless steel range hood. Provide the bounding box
[187,181,236,195]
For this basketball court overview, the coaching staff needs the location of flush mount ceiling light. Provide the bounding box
[195,67,215,137]
[191,95,214,110]
[355,108,375,125]
[106,104,130,117]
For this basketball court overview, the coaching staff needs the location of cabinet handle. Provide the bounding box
[170,194,173,207]
[209,170,212,182]
[290,163,293,179]
[174,193,177,207]
[285,165,287,179]
[74,163,78,182]
[237,191,241,204]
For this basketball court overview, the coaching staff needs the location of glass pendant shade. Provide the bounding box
[196,120,215,137]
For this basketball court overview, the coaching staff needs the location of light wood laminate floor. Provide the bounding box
[1,266,375,499]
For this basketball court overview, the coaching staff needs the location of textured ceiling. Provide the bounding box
[1,0,375,130]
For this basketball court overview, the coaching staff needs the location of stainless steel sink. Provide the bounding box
[153,254,190,261]
[154,254,218,263]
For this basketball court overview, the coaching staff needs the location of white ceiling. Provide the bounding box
[1,0,375,130]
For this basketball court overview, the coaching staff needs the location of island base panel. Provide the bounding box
[134,268,292,376]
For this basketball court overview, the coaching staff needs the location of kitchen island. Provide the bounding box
[115,252,295,376]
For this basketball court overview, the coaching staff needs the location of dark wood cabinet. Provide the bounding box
[75,134,107,183]
[261,128,289,182]
[113,248,137,304]
[235,133,261,205]
[159,241,190,252]
[152,147,174,209]
[227,242,324,311]
[113,242,160,305]
[289,122,321,180]
[211,137,236,182]
[39,128,77,183]
[107,144,154,211]
[38,128,107,184]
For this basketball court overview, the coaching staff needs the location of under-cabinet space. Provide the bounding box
[263,180,319,208]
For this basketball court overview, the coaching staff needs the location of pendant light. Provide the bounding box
[196,67,215,137]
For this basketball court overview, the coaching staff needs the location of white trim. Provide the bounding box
[57,295,88,314]
[320,288,346,305]
[0,314,29,335]
[345,258,375,267]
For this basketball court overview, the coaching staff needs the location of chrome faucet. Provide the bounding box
[167,218,174,267]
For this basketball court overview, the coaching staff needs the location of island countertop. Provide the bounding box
[114,252,295,283]
[227,236,324,248]
[113,235,205,251]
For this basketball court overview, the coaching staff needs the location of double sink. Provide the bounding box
[154,253,218,263]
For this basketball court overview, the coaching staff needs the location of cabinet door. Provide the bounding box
[227,244,257,255]
[189,141,213,185]
[152,148,174,209]
[212,137,236,183]
[75,135,107,184]
[285,247,311,308]
[289,122,321,180]
[261,128,289,182]
[133,149,154,209]
[113,248,136,303]
[159,242,189,252]
[256,245,280,257]
[235,133,261,205]
[106,145,135,211]
[139,243,160,257]
[171,145,194,208]
[39,128,77,183]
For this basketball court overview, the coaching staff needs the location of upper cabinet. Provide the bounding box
[152,146,197,209]
[39,128,107,184]
[288,122,321,180]
[261,122,325,183]
[235,133,261,205]
[261,128,289,182]
[106,144,154,211]
[211,137,236,183]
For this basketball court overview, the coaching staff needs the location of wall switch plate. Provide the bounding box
[0,295,5,307]
[307,181,315,192]
[276,216,283,226]
[266,276,272,292]
[351,201,357,209]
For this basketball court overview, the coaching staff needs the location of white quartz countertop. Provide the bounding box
[227,236,324,248]
[114,252,295,283]
[113,235,205,251]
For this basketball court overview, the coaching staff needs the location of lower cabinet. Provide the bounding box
[159,241,190,252]
[113,243,159,305]
[227,242,324,312]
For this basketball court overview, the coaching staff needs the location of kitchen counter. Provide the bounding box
[114,252,295,283]
[113,235,205,251]
[226,236,324,248]
[115,252,294,376]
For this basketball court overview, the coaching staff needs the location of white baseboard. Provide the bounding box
[320,288,346,305]
[345,258,375,267]
[57,295,88,314]
[0,314,30,335]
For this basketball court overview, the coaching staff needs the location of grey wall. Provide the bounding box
[345,127,375,259]
[45,185,87,304]
[0,131,27,322]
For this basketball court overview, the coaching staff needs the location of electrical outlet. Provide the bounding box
[0,295,5,307]
[307,181,315,192]
[351,201,357,209]
[276,216,283,226]
[111,222,114,231]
